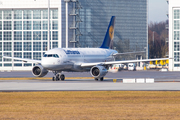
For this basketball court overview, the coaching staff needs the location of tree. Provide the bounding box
[148,20,168,58]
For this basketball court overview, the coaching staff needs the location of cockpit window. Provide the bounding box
[43,54,59,58]
[53,54,59,58]
[43,54,47,57]
[47,54,53,57]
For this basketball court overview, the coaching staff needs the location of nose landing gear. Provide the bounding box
[52,72,65,81]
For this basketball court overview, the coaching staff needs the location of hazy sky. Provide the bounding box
[149,0,168,23]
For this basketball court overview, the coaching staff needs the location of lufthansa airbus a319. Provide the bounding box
[3,16,170,81]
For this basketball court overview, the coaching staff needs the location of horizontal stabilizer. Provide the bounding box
[112,51,146,56]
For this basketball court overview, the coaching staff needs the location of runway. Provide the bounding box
[1,70,180,91]
[1,70,180,80]
[0,79,180,91]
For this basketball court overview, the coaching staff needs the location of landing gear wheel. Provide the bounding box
[60,74,65,81]
[56,74,60,81]
[100,77,104,81]
[52,76,55,81]
[95,78,98,81]
[52,71,65,81]
[56,77,59,81]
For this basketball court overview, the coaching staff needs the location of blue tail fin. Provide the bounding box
[100,16,116,49]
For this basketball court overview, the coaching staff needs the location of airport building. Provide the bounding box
[169,0,180,71]
[0,0,148,71]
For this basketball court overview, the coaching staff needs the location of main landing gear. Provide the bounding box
[94,77,104,81]
[52,72,65,81]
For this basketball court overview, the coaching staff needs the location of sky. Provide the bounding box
[149,0,168,23]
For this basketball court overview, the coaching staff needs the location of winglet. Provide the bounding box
[100,16,116,49]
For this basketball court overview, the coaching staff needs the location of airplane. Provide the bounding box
[3,16,170,81]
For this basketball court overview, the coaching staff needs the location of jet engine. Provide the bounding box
[32,64,48,77]
[90,66,108,78]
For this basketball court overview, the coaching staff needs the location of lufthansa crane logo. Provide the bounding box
[109,26,114,40]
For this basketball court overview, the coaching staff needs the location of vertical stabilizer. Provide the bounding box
[100,16,116,49]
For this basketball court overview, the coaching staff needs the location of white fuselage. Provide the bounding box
[41,48,118,72]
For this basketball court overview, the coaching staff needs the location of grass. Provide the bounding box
[0,91,180,120]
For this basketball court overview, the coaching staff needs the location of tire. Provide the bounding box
[95,78,98,81]
[100,77,104,81]
[56,74,60,81]
[52,77,55,81]
[60,74,65,81]
[56,76,59,81]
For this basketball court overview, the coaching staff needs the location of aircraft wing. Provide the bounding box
[3,56,41,64]
[81,58,170,67]
[112,51,145,56]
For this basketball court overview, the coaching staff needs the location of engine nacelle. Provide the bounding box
[32,64,48,77]
[90,66,108,78]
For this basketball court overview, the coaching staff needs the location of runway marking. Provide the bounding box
[0,77,95,80]
[0,77,179,83]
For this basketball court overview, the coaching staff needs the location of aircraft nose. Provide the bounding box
[41,58,51,68]
[41,58,61,70]
[41,59,46,67]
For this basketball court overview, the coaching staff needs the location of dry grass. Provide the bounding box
[0,91,180,120]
